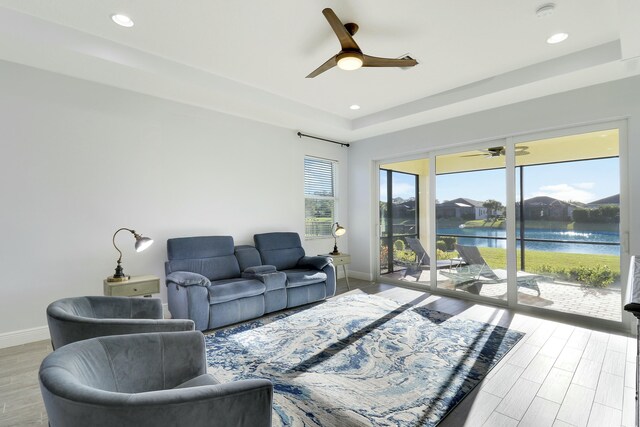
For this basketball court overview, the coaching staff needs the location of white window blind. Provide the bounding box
[304,157,336,238]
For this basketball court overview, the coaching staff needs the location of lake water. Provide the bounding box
[437,227,620,256]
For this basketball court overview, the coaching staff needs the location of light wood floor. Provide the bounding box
[0,279,635,426]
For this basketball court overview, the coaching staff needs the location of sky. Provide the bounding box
[380,157,619,204]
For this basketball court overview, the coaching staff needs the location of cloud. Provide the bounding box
[573,182,595,190]
[389,182,416,200]
[528,183,595,203]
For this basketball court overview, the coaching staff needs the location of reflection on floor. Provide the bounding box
[384,269,622,322]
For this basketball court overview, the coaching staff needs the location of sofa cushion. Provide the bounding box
[168,257,241,281]
[254,233,305,270]
[166,236,242,280]
[167,236,235,260]
[242,270,286,292]
[283,269,327,288]
[207,279,266,304]
[234,245,263,271]
[298,256,332,270]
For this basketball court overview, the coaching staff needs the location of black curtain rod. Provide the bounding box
[297,132,350,148]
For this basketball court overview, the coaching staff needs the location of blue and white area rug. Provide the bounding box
[205,293,524,426]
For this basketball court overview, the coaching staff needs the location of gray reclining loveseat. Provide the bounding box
[165,233,335,331]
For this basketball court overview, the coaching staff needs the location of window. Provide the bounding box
[304,156,337,238]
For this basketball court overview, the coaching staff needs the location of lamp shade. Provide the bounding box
[334,224,346,237]
[135,236,154,252]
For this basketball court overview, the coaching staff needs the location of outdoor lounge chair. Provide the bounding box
[452,244,542,296]
[404,237,460,279]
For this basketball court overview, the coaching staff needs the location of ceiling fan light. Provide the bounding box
[337,52,363,71]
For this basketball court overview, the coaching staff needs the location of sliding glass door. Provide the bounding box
[513,129,621,321]
[376,124,624,325]
[435,146,507,301]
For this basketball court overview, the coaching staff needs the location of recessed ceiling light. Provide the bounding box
[111,14,134,28]
[350,104,361,110]
[547,32,568,44]
[536,3,556,18]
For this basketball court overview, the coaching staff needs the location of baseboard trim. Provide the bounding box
[349,270,373,281]
[163,302,171,319]
[0,326,49,349]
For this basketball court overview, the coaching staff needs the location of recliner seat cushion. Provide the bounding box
[283,269,327,288]
[207,279,266,304]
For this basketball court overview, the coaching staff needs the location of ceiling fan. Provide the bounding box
[462,146,530,158]
[306,8,418,78]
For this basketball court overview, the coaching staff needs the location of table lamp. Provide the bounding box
[330,222,346,255]
[106,227,154,282]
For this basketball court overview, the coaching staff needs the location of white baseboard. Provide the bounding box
[349,270,374,281]
[163,302,171,319]
[0,326,49,349]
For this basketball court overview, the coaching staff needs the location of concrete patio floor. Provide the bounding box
[384,269,622,322]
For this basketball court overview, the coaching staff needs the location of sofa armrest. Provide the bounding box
[243,265,277,274]
[242,268,286,292]
[297,256,332,270]
[166,271,211,287]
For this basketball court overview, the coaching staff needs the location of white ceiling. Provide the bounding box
[0,0,638,141]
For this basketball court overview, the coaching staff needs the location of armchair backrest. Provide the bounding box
[166,236,241,280]
[254,232,305,270]
[48,296,163,321]
[40,331,206,396]
[46,296,193,349]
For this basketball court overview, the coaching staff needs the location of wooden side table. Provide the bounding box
[319,253,351,290]
[103,275,160,297]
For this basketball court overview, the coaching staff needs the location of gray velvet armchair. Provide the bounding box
[46,296,194,349]
[39,331,273,427]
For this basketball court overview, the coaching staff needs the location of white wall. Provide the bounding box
[0,60,348,345]
[348,75,640,280]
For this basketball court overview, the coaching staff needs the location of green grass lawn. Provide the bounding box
[474,247,620,287]
[476,246,620,274]
[462,219,505,228]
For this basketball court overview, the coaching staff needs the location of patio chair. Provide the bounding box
[404,237,459,279]
[454,244,542,296]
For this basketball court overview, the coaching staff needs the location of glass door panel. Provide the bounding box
[379,159,430,286]
[435,148,507,300]
[514,129,621,321]
[380,169,418,276]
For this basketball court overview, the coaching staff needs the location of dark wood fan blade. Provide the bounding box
[306,55,338,78]
[322,8,359,51]
[362,54,418,68]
